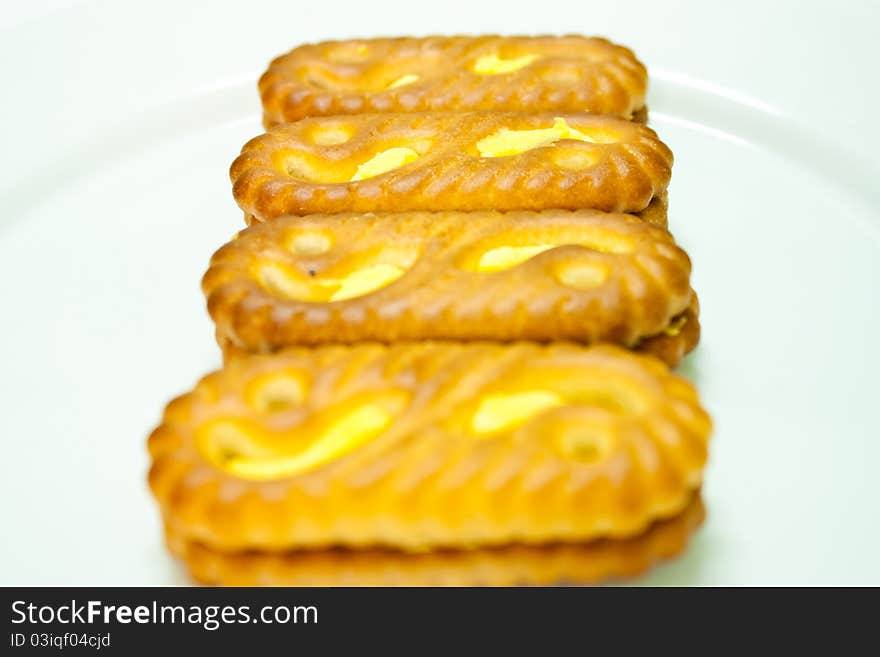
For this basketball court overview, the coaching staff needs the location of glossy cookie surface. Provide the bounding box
[148,343,711,552]
[260,35,648,126]
[203,209,697,364]
[231,112,672,220]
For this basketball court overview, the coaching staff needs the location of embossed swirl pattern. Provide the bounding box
[259,35,648,125]
[230,112,673,220]
[148,343,711,552]
[202,209,694,357]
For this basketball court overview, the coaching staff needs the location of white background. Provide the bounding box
[1,0,878,584]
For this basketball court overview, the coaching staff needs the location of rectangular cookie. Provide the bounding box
[231,112,672,221]
[148,343,711,553]
[167,494,704,586]
[203,209,699,366]
[259,36,648,127]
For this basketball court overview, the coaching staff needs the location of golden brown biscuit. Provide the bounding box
[215,303,699,367]
[230,112,672,221]
[259,36,648,127]
[148,343,711,553]
[166,493,704,586]
[202,210,697,365]
[240,192,669,228]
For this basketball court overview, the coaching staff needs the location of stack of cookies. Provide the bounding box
[148,36,711,586]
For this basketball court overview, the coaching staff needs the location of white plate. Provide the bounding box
[1,0,878,585]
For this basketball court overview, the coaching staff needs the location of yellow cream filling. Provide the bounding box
[260,261,407,302]
[476,245,557,272]
[200,393,407,481]
[350,147,419,181]
[203,404,393,480]
[260,262,322,301]
[473,53,539,75]
[476,118,597,157]
[471,391,563,436]
[463,232,633,273]
[387,74,420,88]
[662,314,688,337]
[259,241,419,303]
[327,264,405,301]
